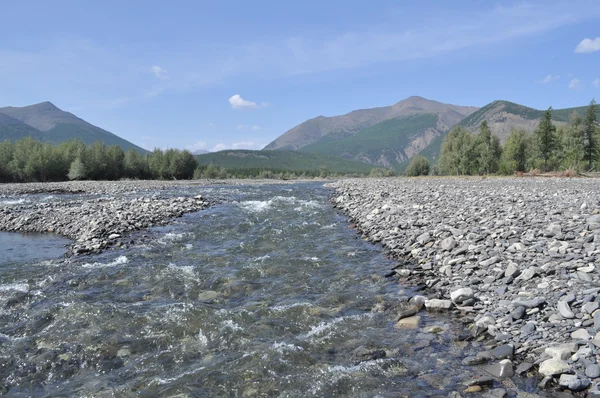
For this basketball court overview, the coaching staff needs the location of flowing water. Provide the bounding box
[0,183,526,397]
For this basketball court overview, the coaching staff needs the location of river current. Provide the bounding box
[0,183,525,397]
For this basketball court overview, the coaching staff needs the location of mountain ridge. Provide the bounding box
[264,96,479,151]
[0,101,147,153]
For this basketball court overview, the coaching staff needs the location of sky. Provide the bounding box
[1,0,599,152]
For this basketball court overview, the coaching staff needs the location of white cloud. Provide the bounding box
[211,143,228,152]
[251,125,263,131]
[232,142,256,149]
[236,124,246,129]
[210,142,258,152]
[228,94,267,109]
[540,74,560,84]
[569,78,583,90]
[575,38,600,53]
[593,79,600,88]
[187,141,207,152]
[151,65,169,79]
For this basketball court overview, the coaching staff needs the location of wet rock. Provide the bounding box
[424,299,453,311]
[451,288,474,304]
[396,315,421,328]
[351,346,386,364]
[396,307,419,320]
[465,376,494,387]
[490,344,514,360]
[483,359,514,378]
[515,362,534,375]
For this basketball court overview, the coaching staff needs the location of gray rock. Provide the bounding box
[450,287,474,304]
[571,328,591,340]
[510,306,526,320]
[559,374,591,391]
[558,301,575,319]
[480,256,500,267]
[491,344,514,360]
[583,301,600,314]
[586,364,600,379]
[483,359,514,378]
[538,358,571,376]
[518,266,540,281]
[504,263,520,278]
[416,232,431,245]
[440,237,457,251]
[424,299,453,311]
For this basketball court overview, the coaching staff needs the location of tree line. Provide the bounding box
[0,138,373,183]
[404,99,599,176]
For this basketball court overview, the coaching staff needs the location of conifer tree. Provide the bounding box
[535,107,557,170]
[583,99,599,170]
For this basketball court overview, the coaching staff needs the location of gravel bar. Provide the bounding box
[0,180,218,255]
[328,177,600,395]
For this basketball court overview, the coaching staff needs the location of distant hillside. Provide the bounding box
[196,150,376,174]
[415,100,600,164]
[265,96,478,151]
[300,113,444,169]
[0,102,146,153]
[0,113,43,141]
[458,100,597,141]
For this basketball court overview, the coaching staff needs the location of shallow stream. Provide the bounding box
[0,183,533,396]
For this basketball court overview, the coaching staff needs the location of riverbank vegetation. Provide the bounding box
[0,138,373,182]
[436,99,599,175]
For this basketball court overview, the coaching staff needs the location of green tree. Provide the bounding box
[500,129,533,174]
[68,157,87,180]
[558,112,585,170]
[405,155,430,176]
[535,107,557,170]
[583,99,599,170]
[476,121,502,174]
[438,126,477,175]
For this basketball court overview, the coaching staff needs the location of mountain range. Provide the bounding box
[265,96,598,169]
[2,98,597,174]
[0,102,145,153]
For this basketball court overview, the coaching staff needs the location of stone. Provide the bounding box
[546,223,562,236]
[440,237,457,251]
[409,295,426,310]
[483,359,514,378]
[504,263,520,278]
[538,358,571,376]
[558,301,575,319]
[396,307,418,320]
[545,346,571,360]
[480,256,500,267]
[558,374,590,391]
[515,362,533,375]
[465,376,494,387]
[451,288,474,304]
[396,315,421,328]
[416,232,431,245]
[578,264,595,273]
[424,299,453,311]
[465,385,482,393]
[583,301,600,314]
[586,364,600,379]
[510,306,525,320]
[490,344,514,360]
[571,328,591,340]
[518,266,540,281]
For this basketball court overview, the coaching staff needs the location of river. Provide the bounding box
[0,183,532,396]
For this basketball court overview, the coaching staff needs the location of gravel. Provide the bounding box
[328,176,600,394]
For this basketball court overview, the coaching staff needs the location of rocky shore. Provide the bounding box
[328,177,600,396]
[0,180,215,255]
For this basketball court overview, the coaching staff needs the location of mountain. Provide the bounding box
[0,113,43,141]
[0,101,146,152]
[196,149,376,174]
[265,96,478,152]
[192,149,209,155]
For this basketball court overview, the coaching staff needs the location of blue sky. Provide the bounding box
[1,1,599,152]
